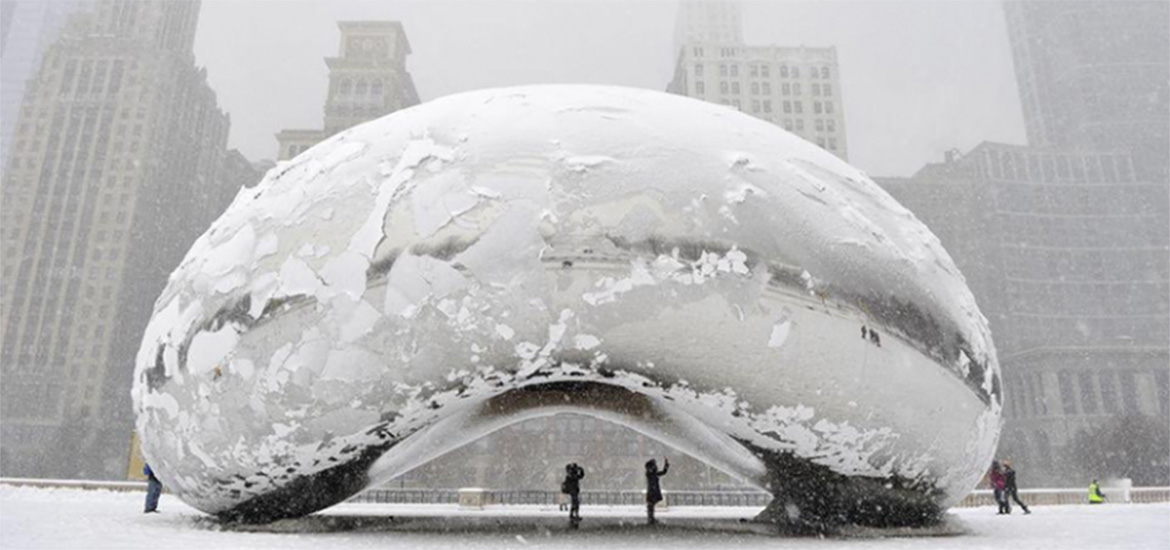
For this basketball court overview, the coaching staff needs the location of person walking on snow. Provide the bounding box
[143,463,163,513]
[989,461,1009,514]
[644,457,670,525]
[1002,459,1030,514]
[1088,479,1106,504]
[562,462,585,525]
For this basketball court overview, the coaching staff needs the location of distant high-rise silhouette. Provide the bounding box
[275,21,419,161]
[0,0,258,479]
[1004,0,1169,181]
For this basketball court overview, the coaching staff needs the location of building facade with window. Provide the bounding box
[1004,0,1169,182]
[275,21,419,161]
[0,0,94,177]
[0,0,255,479]
[878,142,1170,484]
[666,2,849,160]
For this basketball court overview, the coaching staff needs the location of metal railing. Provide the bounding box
[3,478,1165,509]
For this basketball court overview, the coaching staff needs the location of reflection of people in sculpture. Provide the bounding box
[562,462,585,525]
[644,457,670,524]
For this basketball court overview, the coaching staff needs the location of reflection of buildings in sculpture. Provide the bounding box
[0,0,259,478]
[666,1,848,161]
[0,0,94,176]
[395,414,743,491]
[1003,0,1169,182]
[878,142,1170,485]
[275,21,420,161]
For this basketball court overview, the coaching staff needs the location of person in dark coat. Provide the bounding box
[644,457,669,524]
[143,463,162,513]
[989,461,1009,514]
[562,462,585,524]
[1002,459,1030,514]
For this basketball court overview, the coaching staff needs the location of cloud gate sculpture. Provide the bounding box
[132,85,1001,531]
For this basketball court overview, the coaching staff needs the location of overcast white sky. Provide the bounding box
[193,0,1026,177]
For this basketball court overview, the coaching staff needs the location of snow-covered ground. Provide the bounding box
[1,486,1167,550]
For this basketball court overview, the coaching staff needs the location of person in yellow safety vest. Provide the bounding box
[1088,479,1106,504]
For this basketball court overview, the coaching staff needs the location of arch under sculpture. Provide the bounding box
[132,85,1001,531]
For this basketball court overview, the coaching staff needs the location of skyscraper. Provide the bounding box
[1004,0,1170,181]
[275,21,419,160]
[878,142,1169,484]
[666,2,849,160]
[672,0,742,58]
[0,0,252,478]
[0,0,94,177]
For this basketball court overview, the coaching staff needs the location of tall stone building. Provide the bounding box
[880,143,1170,485]
[0,0,255,478]
[275,21,419,161]
[672,0,742,56]
[0,0,94,176]
[667,1,849,160]
[1004,0,1170,182]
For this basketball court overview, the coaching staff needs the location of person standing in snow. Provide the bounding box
[1002,459,1030,514]
[1088,479,1106,504]
[644,457,670,524]
[143,463,163,513]
[562,462,585,525]
[989,461,1009,514]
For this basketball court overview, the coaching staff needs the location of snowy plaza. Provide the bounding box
[2,485,1168,550]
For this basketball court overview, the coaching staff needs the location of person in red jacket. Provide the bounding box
[989,461,1009,515]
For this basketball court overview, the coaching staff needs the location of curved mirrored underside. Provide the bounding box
[132,85,1002,530]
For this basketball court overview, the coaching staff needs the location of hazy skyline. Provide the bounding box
[195,0,1026,177]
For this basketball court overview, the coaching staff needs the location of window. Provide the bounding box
[761,65,770,78]
[720,81,728,94]
[730,65,739,77]
[693,47,704,57]
[829,137,837,150]
[783,119,793,130]
[356,79,369,94]
[695,81,705,94]
[1058,371,1077,415]
[811,83,820,96]
[792,67,800,78]
[816,137,826,148]
[763,100,772,113]
[810,66,819,79]
[749,65,758,77]
[826,119,836,132]
[815,119,824,131]
[795,119,804,130]
[1155,368,1169,416]
[751,100,760,113]
[821,66,830,78]
[1099,372,1118,414]
[695,63,704,77]
[1077,372,1099,414]
[762,82,771,94]
[783,101,791,113]
[794,101,803,114]
[823,84,832,96]
[782,83,791,95]
[793,83,802,95]
[825,102,835,114]
[732,99,741,110]
[750,82,759,95]
[731,82,740,94]
[1119,371,1139,413]
[814,101,823,114]
[339,79,352,95]
[720,64,728,77]
[779,65,789,77]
